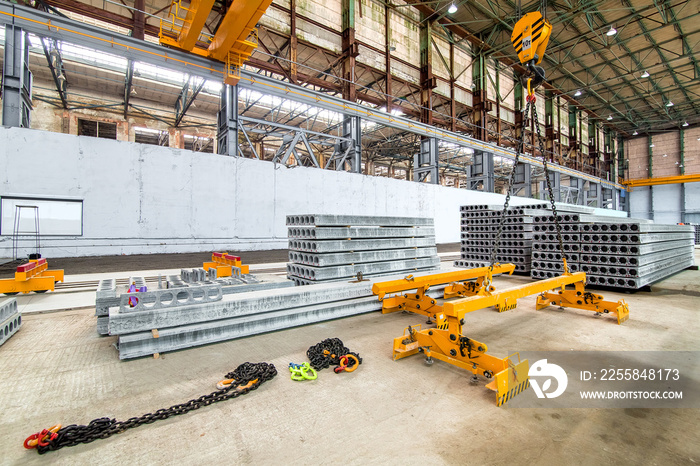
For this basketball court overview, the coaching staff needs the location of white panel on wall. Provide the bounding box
[1,197,83,236]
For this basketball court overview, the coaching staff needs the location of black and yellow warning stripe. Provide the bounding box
[497,378,531,406]
[512,16,544,55]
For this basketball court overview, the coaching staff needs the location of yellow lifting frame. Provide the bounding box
[0,260,64,295]
[380,270,629,406]
[442,271,629,324]
[372,264,515,324]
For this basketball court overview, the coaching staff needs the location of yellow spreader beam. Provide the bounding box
[372,264,515,321]
[443,271,629,324]
[0,259,64,295]
[375,269,629,406]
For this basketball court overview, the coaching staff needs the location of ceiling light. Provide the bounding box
[607,115,613,120]
[574,90,582,97]
[666,101,674,107]
[650,144,655,148]
[682,121,689,127]
[448,3,457,14]
[641,71,650,78]
[633,130,638,135]
[606,26,617,36]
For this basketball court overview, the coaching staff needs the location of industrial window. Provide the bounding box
[134,127,169,146]
[78,119,117,139]
[0,196,83,236]
[184,135,214,153]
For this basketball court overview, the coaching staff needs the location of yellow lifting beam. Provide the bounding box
[202,252,249,277]
[0,259,64,296]
[442,272,629,324]
[372,264,515,323]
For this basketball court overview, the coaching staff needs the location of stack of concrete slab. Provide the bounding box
[0,298,21,347]
[531,215,695,289]
[286,215,439,285]
[530,212,584,278]
[108,273,448,359]
[454,203,548,274]
[95,272,294,335]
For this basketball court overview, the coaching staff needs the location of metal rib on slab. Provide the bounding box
[287,257,440,280]
[286,214,433,227]
[288,236,436,253]
[287,226,435,239]
[287,266,442,285]
[288,247,438,267]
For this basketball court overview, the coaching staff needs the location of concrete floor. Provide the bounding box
[1,255,699,465]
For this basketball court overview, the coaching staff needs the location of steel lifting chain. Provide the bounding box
[491,82,568,274]
[306,338,362,371]
[531,94,569,273]
[490,98,530,268]
[30,362,277,455]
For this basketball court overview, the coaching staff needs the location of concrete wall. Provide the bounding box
[0,127,546,258]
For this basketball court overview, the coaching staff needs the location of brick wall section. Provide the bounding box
[626,136,650,179]
[652,131,681,177]
[683,126,700,175]
[626,127,700,179]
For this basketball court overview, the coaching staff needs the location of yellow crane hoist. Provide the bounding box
[511,11,552,91]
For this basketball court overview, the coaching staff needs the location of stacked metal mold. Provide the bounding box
[531,214,695,289]
[0,298,21,347]
[286,214,440,285]
[95,271,294,336]
[454,203,549,274]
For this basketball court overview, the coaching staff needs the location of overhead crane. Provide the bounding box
[159,0,273,84]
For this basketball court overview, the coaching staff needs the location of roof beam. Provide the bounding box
[41,37,68,109]
[175,76,205,127]
[123,59,134,118]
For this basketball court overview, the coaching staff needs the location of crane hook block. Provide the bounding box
[511,12,552,66]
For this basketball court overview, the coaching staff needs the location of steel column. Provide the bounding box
[414,137,438,183]
[341,0,358,102]
[467,151,494,192]
[513,163,532,198]
[2,25,32,128]
[217,84,238,156]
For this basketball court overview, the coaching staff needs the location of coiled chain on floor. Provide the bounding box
[306,338,362,371]
[34,362,277,454]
